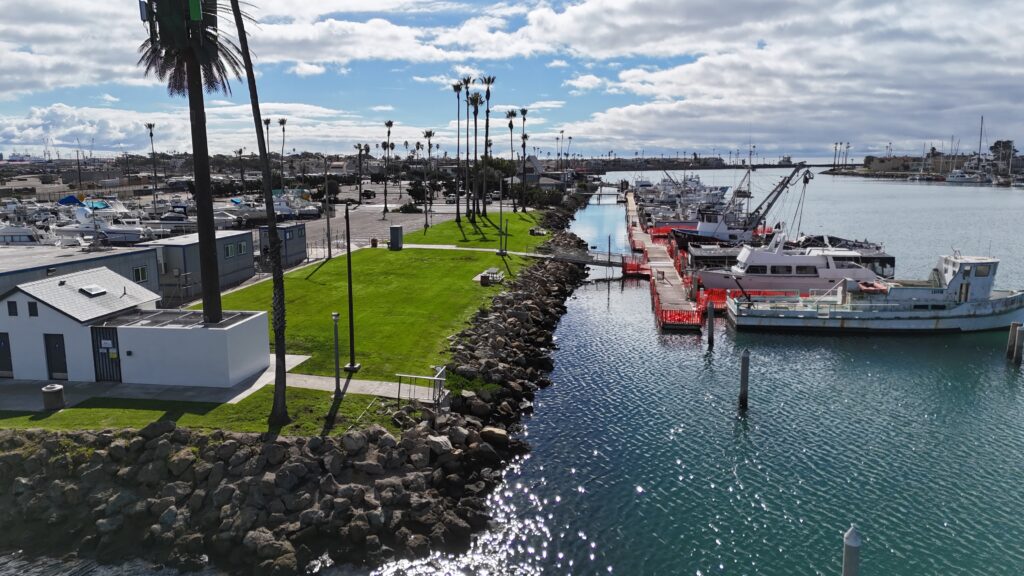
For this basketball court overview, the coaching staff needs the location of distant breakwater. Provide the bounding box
[0,200,589,575]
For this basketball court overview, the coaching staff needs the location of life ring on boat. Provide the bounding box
[858,281,888,294]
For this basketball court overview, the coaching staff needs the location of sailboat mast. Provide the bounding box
[977,116,984,161]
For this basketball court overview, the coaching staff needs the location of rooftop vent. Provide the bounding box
[79,284,108,298]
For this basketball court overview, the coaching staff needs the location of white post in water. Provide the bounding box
[738,349,749,412]
[1014,326,1024,366]
[1007,322,1021,360]
[842,524,862,576]
[706,305,715,349]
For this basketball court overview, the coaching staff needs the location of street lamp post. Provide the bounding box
[332,312,340,397]
[343,201,360,374]
[498,178,505,256]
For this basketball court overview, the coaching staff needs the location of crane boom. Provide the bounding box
[742,164,806,232]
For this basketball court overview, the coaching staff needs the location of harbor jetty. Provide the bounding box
[625,191,703,330]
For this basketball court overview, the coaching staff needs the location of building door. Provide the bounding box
[91,327,122,383]
[43,334,68,380]
[0,333,12,378]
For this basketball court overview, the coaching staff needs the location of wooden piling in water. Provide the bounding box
[1007,322,1021,359]
[1014,326,1024,366]
[706,305,715,349]
[738,349,749,412]
[842,524,862,576]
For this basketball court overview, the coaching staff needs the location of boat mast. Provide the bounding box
[977,116,984,168]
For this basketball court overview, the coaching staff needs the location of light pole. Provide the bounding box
[145,123,158,212]
[322,154,332,259]
[332,312,341,397]
[498,177,505,256]
[343,201,360,374]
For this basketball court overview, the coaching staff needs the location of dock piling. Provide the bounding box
[1007,322,1021,360]
[706,305,715,349]
[842,524,862,576]
[738,349,750,412]
[1014,326,1024,366]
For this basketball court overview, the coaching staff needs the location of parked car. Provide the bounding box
[361,190,376,199]
[445,194,457,204]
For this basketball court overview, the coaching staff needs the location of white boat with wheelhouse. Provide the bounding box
[727,253,1024,333]
[698,233,888,291]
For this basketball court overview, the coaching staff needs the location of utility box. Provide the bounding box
[389,225,403,251]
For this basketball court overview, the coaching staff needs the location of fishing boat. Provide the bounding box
[0,224,59,246]
[50,207,156,245]
[727,253,1024,332]
[697,233,886,291]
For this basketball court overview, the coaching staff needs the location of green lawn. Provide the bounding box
[217,249,528,381]
[0,387,399,436]
[408,210,547,253]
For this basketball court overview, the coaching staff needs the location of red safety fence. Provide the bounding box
[700,288,804,310]
[650,277,703,329]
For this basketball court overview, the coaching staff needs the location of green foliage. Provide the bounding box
[408,210,545,253]
[445,372,503,395]
[214,249,528,381]
[396,202,422,213]
[0,388,399,436]
[406,179,427,203]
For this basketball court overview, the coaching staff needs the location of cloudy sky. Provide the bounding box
[0,0,1021,161]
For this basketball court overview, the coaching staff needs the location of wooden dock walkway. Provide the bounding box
[626,192,702,331]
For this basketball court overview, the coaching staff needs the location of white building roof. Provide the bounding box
[15,267,160,323]
[138,230,251,247]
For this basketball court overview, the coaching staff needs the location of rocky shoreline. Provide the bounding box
[0,203,588,574]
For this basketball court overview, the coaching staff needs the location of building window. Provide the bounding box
[225,243,236,259]
[285,231,293,240]
[132,266,148,283]
[6,301,16,316]
[298,228,305,238]
[28,302,38,317]
[238,242,248,255]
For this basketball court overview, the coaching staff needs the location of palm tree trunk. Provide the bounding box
[473,113,479,220]
[454,96,461,225]
[482,106,490,217]
[465,99,472,223]
[184,49,223,324]
[510,128,517,212]
[231,0,289,426]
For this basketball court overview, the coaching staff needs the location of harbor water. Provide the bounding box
[375,170,1024,575]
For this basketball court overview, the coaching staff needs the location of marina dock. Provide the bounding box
[625,192,703,330]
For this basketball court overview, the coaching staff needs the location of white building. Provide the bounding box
[0,267,268,387]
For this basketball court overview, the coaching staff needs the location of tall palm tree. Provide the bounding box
[264,118,271,153]
[383,120,393,214]
[469,92,483,220]
[354,143,364,205]
[230,0,289,425]
[520,108,528,209]
[451,82,462,224]
[478,75,496,217]
[278,118,287,189]
[138,0,245,324]
[461,76,474,221]
[145,122,158,209]
[505,109,517,212]
[423,129,435,226]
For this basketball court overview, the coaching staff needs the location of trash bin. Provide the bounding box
[389,225,404,251]
[42,384,65,411]
[370,238,378,248]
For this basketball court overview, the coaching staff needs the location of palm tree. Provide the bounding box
[263,118,271,152]
[423,129,435,226]
[278,118,287,188]
[354,143,364,205]
[383,120,393,214]
[138,0,245,324]
[451,82,462,224]
[230,0,289,426]
[479,75,496,217]
[505,109,517,212]
[461,76,474,221]
[145,122,158,209]
[469,92,483,220]
[520,108,528,209]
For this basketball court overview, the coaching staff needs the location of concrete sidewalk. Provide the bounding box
[0,354,436,412]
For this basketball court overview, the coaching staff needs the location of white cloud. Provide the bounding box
[528,100,565,110]
[98,93,119,104]
[546,59,569,68]
[371,105,395,112]
[564,74,605,95]
[287,62,327,77]
[452,64,482,78]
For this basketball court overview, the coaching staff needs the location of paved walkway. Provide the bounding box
[0,354,436,413]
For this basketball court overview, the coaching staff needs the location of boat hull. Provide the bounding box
[698,271,866,291]
[728,301,1024,333]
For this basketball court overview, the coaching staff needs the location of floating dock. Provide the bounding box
[626,192,703,331]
